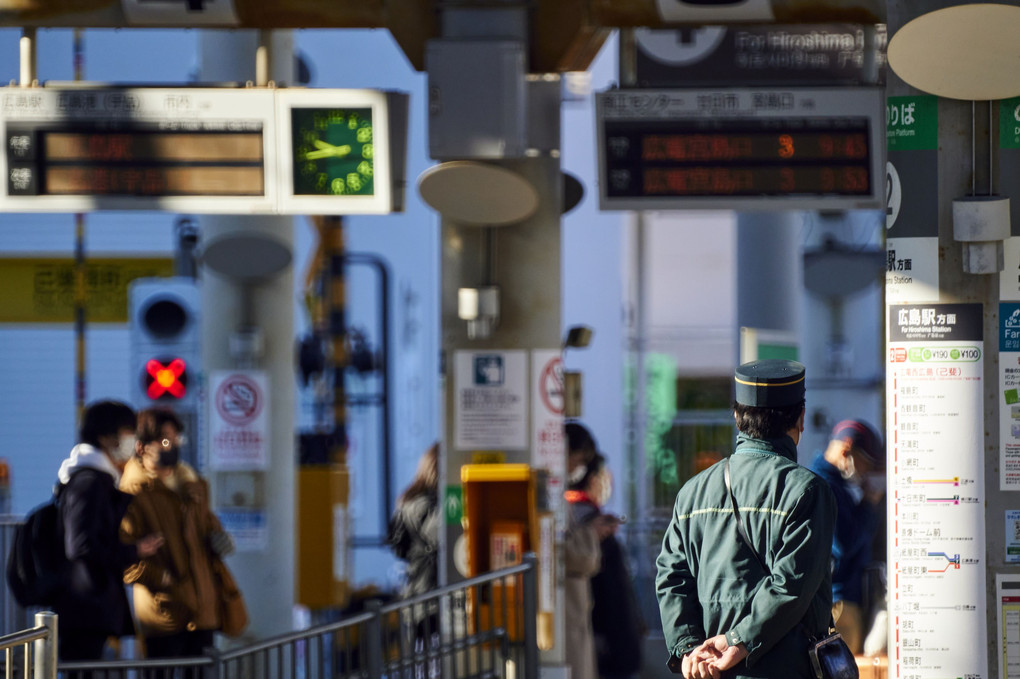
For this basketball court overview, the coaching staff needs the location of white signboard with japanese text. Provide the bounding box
[454,350,527,450]
[209,370,270,470]
[886,237,939,304]
[887,303,987,679]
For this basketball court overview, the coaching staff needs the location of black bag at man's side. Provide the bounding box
[5,492,67,608]
[807,630,859,679]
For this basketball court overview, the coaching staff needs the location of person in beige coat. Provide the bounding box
[120,409,240,660]
[564,422,617,679]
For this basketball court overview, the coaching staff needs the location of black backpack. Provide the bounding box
[5,488,67,608]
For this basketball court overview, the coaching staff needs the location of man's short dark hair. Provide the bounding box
[136,408,184,445]
[79,400,136,447]
[733,401,804,440]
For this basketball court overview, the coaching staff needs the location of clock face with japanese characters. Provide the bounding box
[291,107,374,196]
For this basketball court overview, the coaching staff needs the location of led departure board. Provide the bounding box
[9,127,265,197]
[0,87,408,215]
[596,87,884,211]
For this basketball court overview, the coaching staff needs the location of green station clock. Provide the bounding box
[290,107,374,196]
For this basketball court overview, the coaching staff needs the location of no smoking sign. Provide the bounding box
[539,356,564,415]
[215,373,263,425]
[210,370,269,470]
[532,350,567,475]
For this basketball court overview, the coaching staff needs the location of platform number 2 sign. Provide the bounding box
[886,161,902,230]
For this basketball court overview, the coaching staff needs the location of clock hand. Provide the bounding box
[303,142,353,161]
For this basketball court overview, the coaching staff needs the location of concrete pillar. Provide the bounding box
[198,30,297,638]
[440,155,563,657]
[735,212,802,358]
[428,4,567,665]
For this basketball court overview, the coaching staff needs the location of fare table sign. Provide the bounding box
[887,304,988,679]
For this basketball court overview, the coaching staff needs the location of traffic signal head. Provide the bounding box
[145,357,188,400]
[129,278,200,408]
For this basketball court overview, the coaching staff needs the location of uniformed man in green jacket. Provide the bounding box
[656,359,837,679]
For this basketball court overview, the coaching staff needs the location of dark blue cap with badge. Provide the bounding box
[734,359,806,408]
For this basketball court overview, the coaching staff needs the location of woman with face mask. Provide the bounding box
[120,408,246,666]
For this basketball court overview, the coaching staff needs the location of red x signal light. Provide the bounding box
[145,358,188,399]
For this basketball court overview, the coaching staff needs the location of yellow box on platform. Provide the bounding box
[461,464,539,643]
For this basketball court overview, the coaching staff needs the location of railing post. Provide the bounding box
[522,553,539,679]
[33,611,57,679]
[364,599,385,679]
[203,643,222,679]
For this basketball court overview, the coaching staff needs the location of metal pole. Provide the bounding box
[343,253,394,532]
[33,611,57,679]
[326,218,349,467]
[364,599,385,679]
[72,28,87,422]
[18,27,35,87]
[255,29,272,87]
[521,553,539,679]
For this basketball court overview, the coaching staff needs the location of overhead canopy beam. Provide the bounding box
[0,0,885,72]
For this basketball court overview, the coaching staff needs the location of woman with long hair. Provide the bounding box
[388,443,441,678]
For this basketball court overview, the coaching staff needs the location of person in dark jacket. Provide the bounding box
[566,452,643,679]
[809,419,885,654]
[656,360,836,679]
[53,400,164,665]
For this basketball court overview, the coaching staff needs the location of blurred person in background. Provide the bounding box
[120,408,243,663]
[388,443,441,678]
[564,422,616,679]
[810,419,885,655]
[566,451,644,679]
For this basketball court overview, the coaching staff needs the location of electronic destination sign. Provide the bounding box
[0,87,407,215]
[596,87,884,211]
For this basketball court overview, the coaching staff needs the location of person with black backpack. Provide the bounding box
[52,400,164,666]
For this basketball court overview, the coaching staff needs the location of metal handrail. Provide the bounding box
[31,555,539,679]
[217,610,376,660]
[378,558,534,614]
[60,656,215,671]
[0,625,48,649]
[0,612,56,679]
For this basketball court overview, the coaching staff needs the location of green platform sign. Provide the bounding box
[444,485,463,525]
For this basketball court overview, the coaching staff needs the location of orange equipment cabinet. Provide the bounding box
[296,464,350,609]
[461,464,540,642]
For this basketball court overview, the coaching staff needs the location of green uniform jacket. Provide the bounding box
[656,434,836,677]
